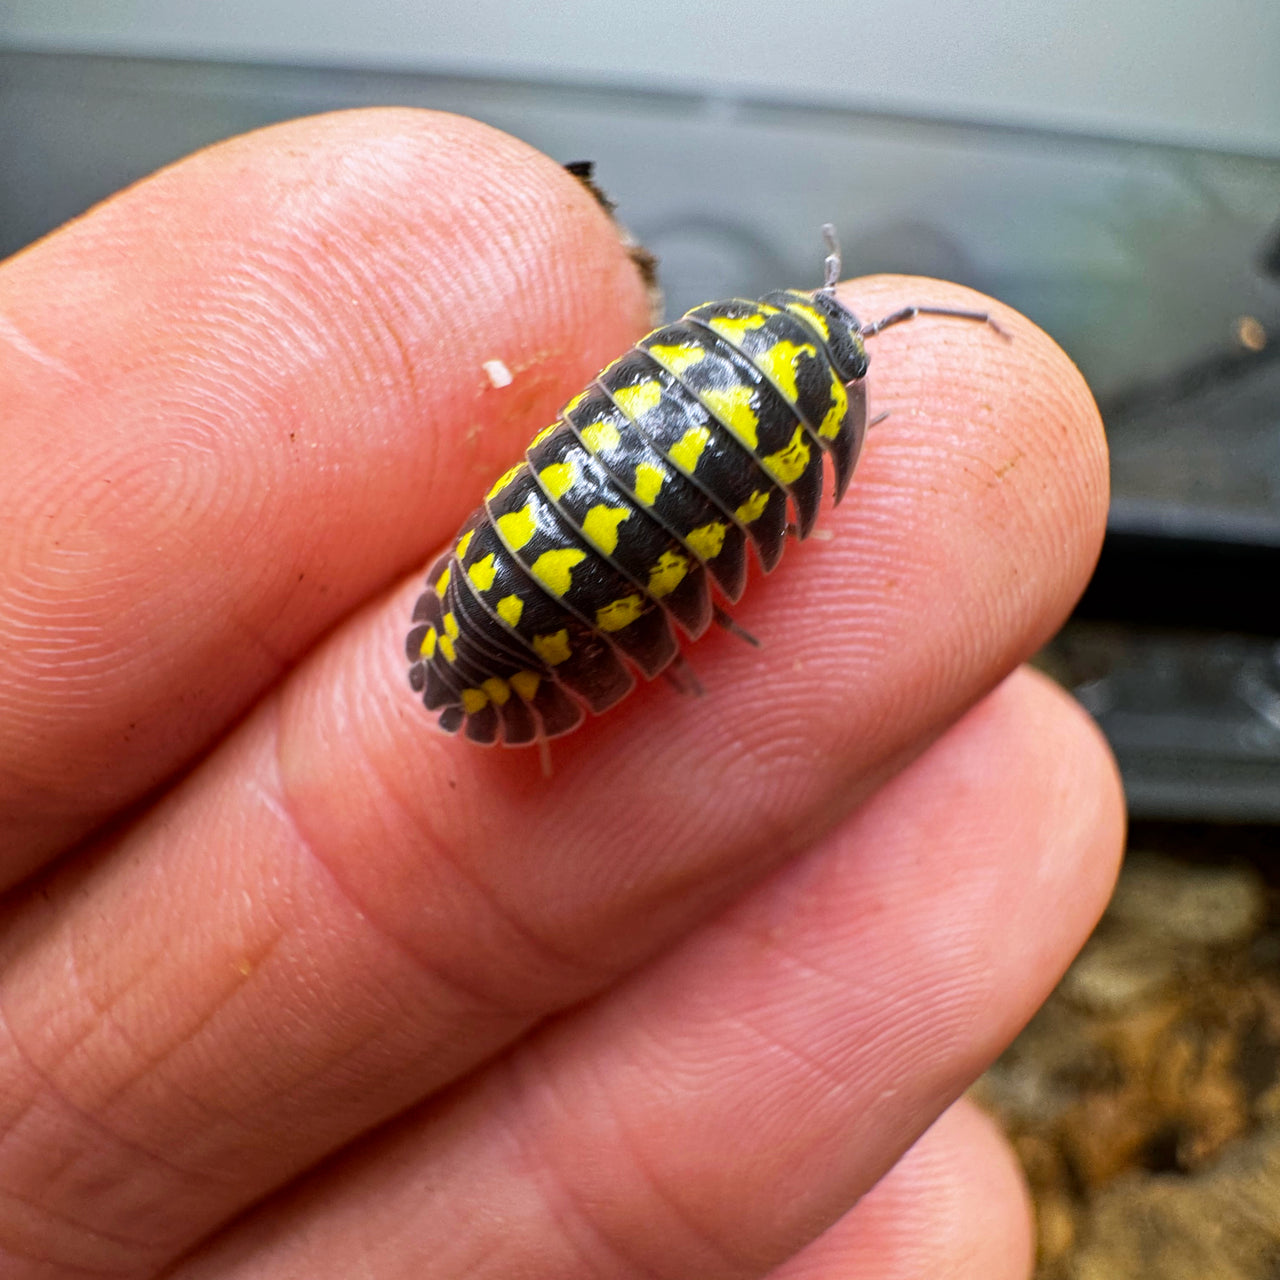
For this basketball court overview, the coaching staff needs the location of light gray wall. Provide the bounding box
[2,0,1277,156]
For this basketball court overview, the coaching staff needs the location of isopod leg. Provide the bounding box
[663,654,704,698]
[713,606,761,649]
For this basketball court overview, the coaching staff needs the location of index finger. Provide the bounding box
[0,108,652,883]
[0,275,1107,1276]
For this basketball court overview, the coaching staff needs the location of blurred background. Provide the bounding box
[2,4,1280,1274]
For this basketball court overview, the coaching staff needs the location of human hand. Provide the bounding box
[0,109,1123,1279]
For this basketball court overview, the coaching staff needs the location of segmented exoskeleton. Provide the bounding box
[406,228,995,745]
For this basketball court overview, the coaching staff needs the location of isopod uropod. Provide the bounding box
[407,227,998,746]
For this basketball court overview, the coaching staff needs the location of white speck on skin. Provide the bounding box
[483,359,513,388]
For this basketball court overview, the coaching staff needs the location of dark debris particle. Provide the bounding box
[563,160,614,213]
[562,160,661,312]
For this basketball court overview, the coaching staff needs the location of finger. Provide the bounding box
[164,669,1116,1279]
[767,1100,1032,1280]
[0,281,1105,1276]
[0,107,652,883]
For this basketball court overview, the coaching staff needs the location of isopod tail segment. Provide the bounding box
[407,224,1004,746]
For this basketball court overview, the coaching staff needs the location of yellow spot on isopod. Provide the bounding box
[455,529,475,560]
[754,340,816,404]
[669,425,710,473]
[564,391,586,416]
[708,311,769,345]
[461,687,489,713]
[510,670,541,700]
[735,490,770,523]
[701,384,758,449]
[467,553,497,592]
[418,626,437,658]
[581,418,621,453]
[538,461,576,500]
[596,594,644,631]
[530,422,559,449]
[486,462,524,500]
[434,564,451,595]
[481,677,510,706]
[648,342,707,375]
[612,380,663,418]
[530,548,587,596]
[495,502,537,552]
[685,521,728,561]
[647,550,689,597]
[633,462,665,506]
[439,611,459,662]
[533,630,571,665]
[762,426,812,485]
[581,504,631,555]
[496,594,524,627]
[819,376,848,439]
[785,301,830,339]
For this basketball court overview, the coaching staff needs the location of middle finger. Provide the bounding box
[169,669,1117,1279]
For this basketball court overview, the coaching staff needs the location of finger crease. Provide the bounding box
[267,716,570,1025]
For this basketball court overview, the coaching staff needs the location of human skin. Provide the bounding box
[0,109,1123,1278]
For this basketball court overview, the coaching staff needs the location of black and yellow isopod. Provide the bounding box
[406,227,998,746]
